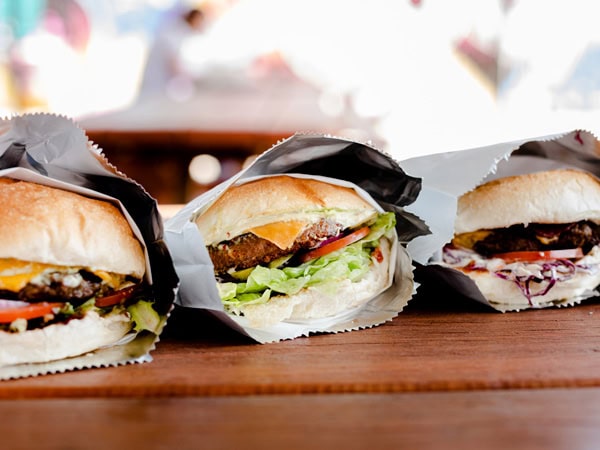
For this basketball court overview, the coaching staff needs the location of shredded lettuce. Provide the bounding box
[127,300,163,334]
[219,211,396,308]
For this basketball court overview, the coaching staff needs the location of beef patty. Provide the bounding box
[208,219,344,276]
[17,270,109,303]
[472,221,600,257]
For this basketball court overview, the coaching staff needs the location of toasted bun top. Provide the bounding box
[195,175,377,246]
[0,178,145,278]
[455,169,600,234]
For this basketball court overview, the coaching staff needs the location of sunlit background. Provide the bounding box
[2,0,600,202]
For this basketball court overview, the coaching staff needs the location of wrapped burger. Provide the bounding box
[0,114,178,379]
[165,134,429,342]
[402,129,600,311]
[439,169,600,310]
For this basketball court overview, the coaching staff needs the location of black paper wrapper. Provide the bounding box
[0,113,178,379]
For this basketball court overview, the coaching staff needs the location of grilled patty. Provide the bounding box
[470,221,600,257]
[0,271,111,304]
[208,219,344,276]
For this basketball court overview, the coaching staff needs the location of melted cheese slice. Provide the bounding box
[451,230,492,250]
[0,258,125,292]
[249,220,309,250]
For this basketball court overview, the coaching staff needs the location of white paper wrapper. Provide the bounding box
[0,113,178,380]
[165,133,429,343]
[401,129,600,311]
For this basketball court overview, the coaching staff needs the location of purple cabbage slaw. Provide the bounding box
[442,246,599,306]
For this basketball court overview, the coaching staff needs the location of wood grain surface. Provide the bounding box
[4,278,600,449]
[3,389,600,450]
[2,289,600,398]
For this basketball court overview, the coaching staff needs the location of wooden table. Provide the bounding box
[3,280,600,450]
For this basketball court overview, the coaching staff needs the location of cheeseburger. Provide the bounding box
[0,178,159,367]
[194,175,398,327]
[441,169,600,309]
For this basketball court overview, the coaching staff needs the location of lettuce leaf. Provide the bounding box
[219,211,396,308]
[127,300,163,333]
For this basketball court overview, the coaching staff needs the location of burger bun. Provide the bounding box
[0,178,145,278]
[195,175,378,246]
[0,310,132,367]
[455,169,600,235]
[455,260,600,311]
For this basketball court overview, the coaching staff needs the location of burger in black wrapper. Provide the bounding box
[401,129,600,312]
[166,134,429,342]
[440,169,600,310]
[0,114,178,380]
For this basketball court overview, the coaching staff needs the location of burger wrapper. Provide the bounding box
[165,133,429,343]
[0,113,178,380]
[401,129,600,312]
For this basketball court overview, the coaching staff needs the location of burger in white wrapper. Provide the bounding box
[402,129,600,312]
[165,134,429,343]
[0,114,178,380]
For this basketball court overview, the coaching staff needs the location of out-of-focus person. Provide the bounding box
[139,7,207,99]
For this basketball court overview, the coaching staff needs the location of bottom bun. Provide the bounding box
[0,310,132,367]
[458,267,600,311]
[233,238,394,328]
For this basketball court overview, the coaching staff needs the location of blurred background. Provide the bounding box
[1,0,600,203]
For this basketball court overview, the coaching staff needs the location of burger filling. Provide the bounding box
[453,221,600,256]
[0,259,160,334]
[212,211,397,312]
[0,259,133,304]
[209,218,344,277]
[442,220,600,305]
[17,270,119,302]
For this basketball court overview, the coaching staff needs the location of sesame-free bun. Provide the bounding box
[0,309,132,367]
[0,178,145,278]
[460,264,600,311]
[195,175,378,246]
[455,169,600,235]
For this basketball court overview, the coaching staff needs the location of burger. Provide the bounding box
[193,175,399,327]
[0,178,160,367]
[440,169,600,310]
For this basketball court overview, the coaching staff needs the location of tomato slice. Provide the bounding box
[298,226,370,263]
[493,248,584,263]
[0,301,63,323]
[372,247,384,263]
[94,284,138,308]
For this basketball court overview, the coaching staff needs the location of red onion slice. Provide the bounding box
[0,299,29,309]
